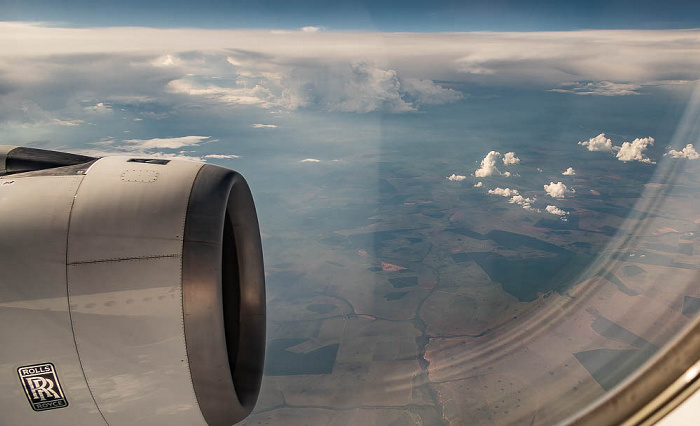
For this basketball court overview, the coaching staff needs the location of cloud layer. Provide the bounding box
[1,23,699,130]
[4,24,699,86]
[551,81,643,96]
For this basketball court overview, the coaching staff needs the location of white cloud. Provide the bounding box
[447,174,466,181]
[400,78,463,106]
[545,205,569,216]
[562,167,575,175]
[475,151,503,177]
[152,54,179,67]
[616,137,655,163]
[52,118,84,126]
[301,158,321,163]
[544,181,574,198]
[75,144,207,163]
[580,133,656,163]
[475,151,520,177]
[85,102,112,113]
[474,181,483,187]
[666,144,700,159]
[551,81,643,96]
[333,63,416,113]
[488,187,536,211]
[167,78,288,109]
[252,123,277,128]
[204,154,241,159]
[123,135,212,149]
[579,133,614,152]
[301,26,321,33]
[509,194,536,211]
[503,152,520,165]
[488,187,519,197]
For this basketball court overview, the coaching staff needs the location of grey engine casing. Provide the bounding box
[0,146,266,426]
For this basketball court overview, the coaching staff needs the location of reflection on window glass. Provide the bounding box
[1,4,699,424]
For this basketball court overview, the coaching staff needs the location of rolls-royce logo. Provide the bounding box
[18,363,68,411]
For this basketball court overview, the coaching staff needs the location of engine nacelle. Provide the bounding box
[0,146,265,426]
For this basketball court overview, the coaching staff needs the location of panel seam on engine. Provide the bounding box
[68,254,181,265]
[64,173,111,426]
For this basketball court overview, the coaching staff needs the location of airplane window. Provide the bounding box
[0,2,699,425]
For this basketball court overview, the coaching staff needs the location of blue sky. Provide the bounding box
[3,0,700,31]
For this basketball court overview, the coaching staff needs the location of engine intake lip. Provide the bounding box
[182,164,266,426]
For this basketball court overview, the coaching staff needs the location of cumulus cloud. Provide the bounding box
[580,133,657,163]
[509,194,536,211]
[475,151,520,177]
[502,152,520,165]
[447,174,466,181]
[123,135,212,149]
[335,63,416,113]
[166,61,459,113]
[666,144,699,159]
[487,187,535,211]
[551,81,643,96]
[475,151,503,177]
[579,133,614,152]
[204,154,241,159]
[562,167,575,175]
[616,137,655,163]
[488,187,519,197]
[545,205,569,220]
[544,181,574,198]
[400,78,463,106]
[301,26,321,33]
[301,158,321,163]
[474,181,483,187]
[252,123,277,128]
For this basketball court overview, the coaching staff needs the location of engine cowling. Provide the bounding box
[0,146,265,426]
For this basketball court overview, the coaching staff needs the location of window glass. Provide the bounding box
[1,3,699,424]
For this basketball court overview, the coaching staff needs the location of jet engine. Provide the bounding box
[0,146,266,426]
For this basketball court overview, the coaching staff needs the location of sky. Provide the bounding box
[3,0,700,31]
[1,2,699,198]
